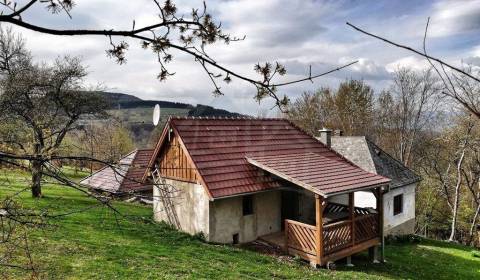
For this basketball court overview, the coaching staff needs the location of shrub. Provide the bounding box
[386,234,422,244]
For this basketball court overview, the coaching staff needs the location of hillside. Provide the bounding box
[1,170,479,279]
[100,92,243,147]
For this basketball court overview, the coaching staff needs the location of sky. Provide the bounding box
[4,0,480,116]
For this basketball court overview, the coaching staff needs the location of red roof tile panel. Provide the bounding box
[247,152,390,196]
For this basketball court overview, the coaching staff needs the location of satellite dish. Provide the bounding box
[153,104,161,126]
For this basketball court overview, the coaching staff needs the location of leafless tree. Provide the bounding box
[376,68,441,168]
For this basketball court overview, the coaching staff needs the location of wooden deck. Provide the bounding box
[283,215,380,266]
[258,231,285,248]
[281,195,383,267]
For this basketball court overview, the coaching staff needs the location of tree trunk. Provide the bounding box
[31,159,43,198]
[448,145,467,242]
[468,203,480,245]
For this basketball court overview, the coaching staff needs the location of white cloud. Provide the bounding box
[385,56,430,73]
[429,0,480,37]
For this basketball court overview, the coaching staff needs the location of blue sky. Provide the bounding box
[4,0,480,115]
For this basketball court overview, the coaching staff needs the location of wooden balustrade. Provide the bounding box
[324,202,372,215]
[284,206,380,266]
[322,213,379,255]
[285,219,317,257]
[323,220,352,255]
[354,213,379,243]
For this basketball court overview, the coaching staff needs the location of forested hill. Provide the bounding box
[103,92,194,110]
[102,91,243,117]
[100,92,244,147]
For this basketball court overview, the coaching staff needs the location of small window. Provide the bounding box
[242,195,254,216]
[393,194,403,216]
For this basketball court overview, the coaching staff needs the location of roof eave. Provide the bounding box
[323,182,390,198]
[246,157,327,197]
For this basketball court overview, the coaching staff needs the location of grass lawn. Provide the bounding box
[0,169,479,279]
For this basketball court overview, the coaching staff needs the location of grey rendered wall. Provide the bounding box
[209,190,281,243]
[153,178,210,237]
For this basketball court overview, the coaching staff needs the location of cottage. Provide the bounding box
[145,117,392,267]
[80,149,154,198]
[317,131,421,236]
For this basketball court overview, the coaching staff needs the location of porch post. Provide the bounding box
[315,194,324,266]
[376,187,384,263]
[349,192,355,245]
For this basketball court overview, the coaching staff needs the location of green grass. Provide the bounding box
[1,169,479,279]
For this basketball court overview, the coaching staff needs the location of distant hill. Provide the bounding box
[100,92,245,148]
[188,104,243,118]
[103,92,193,110]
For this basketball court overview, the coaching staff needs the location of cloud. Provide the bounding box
[464,55,480,67]
[217,0,333,47]
[428,0,480,37]
[283,57,390,82]
[385,56,430,73]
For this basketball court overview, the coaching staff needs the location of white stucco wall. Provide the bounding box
[153,179,210,238]
[327,185,416,235]
[209,190,281,243]
[328,191,376,208]
[383,184,416,234]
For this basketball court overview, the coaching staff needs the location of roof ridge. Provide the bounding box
[169,115,287,121]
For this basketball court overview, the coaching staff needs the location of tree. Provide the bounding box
[0,0,356,110]
[0,29,109,197]
[419,113,478,242]
[327,79,374,136]
[287,80,374,136]
[375,68,440,168]
[287,89,331,135]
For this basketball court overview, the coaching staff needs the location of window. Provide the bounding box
[393,194,403,216]
[242,195,254,216]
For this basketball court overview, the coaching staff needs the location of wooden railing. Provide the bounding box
[323,220,352,255]
[284,206,380,265]
[354,214,379,243]
[324,202,371,216]
[285,219,317,256]
[322,213,378,256]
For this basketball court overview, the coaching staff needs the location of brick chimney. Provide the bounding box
[319,128,332,147]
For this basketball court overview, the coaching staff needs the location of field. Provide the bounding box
[0,169,479,279]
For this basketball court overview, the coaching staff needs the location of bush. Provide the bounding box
[386,234,422,244]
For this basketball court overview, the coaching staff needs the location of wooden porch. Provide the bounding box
[263,190,384,267]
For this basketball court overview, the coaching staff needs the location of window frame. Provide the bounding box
[242,195,254,216]
[393,194,403,216]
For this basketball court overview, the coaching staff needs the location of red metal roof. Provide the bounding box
[247,152,390,196]
[151,117,389,199]
[121,149,154,192]
[81,149,154,194]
